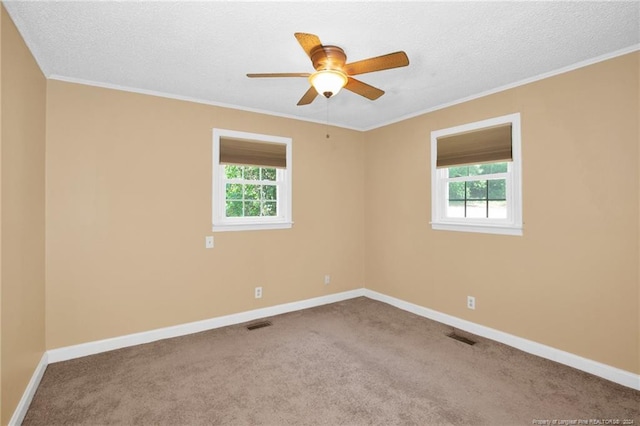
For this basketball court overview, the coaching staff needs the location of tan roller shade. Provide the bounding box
[437,123,512,168]
[220,137,287,168]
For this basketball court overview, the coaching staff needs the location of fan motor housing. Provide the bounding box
[311,45,347,71]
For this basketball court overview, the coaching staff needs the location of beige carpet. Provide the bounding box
[23,297,639,425]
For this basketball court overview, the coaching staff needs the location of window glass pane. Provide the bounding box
[226,184,243,200]
[467,164,484,176]
[224,165,243,179]
[466,200,486,218]
[488,201,507,219]
[244,166,260,180]
[223,170,280,219]
[489,162,508,174]
[468,162,508,176]
[262,185,277,201]
[448,181,465,201]
[263,202,277,216]
[244,185,259,200]
[488,179,506,200]
[226,201,243,217]
[466,181,487,200]
[261,168,277,181]
[447,200,465,218]
[245,201,261,216]
[448,166,469,178]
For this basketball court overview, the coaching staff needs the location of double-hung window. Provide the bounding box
[212,129,292,232]
[431,113,522,236]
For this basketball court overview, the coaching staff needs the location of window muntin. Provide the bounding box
[224,165,280,218]
[431,113,522,236]
[444,162,508,219]
[213,129,292,232]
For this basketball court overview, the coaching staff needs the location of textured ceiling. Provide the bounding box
[5,1,639,131]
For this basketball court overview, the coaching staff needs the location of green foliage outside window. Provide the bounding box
[447,162,507,219]
[448,180,506,201]
[224,165,278,218]
[448,162,508,178]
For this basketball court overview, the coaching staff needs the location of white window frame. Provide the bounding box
[430,113,522,236]
[212,129,292,232]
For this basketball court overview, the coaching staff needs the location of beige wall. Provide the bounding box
[1,15,637,420]
[0,5,4,420]
[365,52,640,374]
[0,5,47,424]
[44,53,640,374]
[45,80,366,349]
[0,6,4,420]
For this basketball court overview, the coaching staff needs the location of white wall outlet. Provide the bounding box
[254,287,262,299]
[324,275,331,285]
[467,296,476,310]
[205,236,214,249]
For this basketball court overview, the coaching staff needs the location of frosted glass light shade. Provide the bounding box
[309,70,348,98]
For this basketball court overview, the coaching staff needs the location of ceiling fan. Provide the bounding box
[247,33,409,106]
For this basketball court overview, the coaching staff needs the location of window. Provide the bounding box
[431,113,522,236]
[212,129,292,232]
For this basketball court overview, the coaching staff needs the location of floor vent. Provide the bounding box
[446,332,476,346]
[246,320,272,331]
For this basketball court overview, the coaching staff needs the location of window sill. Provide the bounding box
[213,221,293,232]
[431,222,522,236]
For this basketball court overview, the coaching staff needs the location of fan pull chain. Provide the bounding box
[326,98,330,139]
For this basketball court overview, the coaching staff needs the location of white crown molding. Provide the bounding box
[46,74,363,132]
[48,45,639,133]
[8,352,48,426]
[2,3,51,78]
[363,289,640,391]
[362,44,640,131]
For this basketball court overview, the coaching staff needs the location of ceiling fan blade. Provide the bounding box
[343,51,409,76]
[247,73,311,78]
[297,86,318,106]
[294,33,322,59]
[344,77,385,100]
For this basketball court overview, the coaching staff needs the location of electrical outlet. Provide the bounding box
[254,287,262,299]
[467,296,476,310]
[205,236,214,249]
[324,275,331,285]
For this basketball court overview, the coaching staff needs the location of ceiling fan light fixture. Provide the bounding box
[309,70,348,98]
[248,33,409,105]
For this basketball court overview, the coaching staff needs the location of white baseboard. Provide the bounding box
[363,289,640,391]
[8,352,48,426]
[48,288,366,363]
[14,286,638,424]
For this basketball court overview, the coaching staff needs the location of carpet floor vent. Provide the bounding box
[446,332,476,346]
[246,320,272,331]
